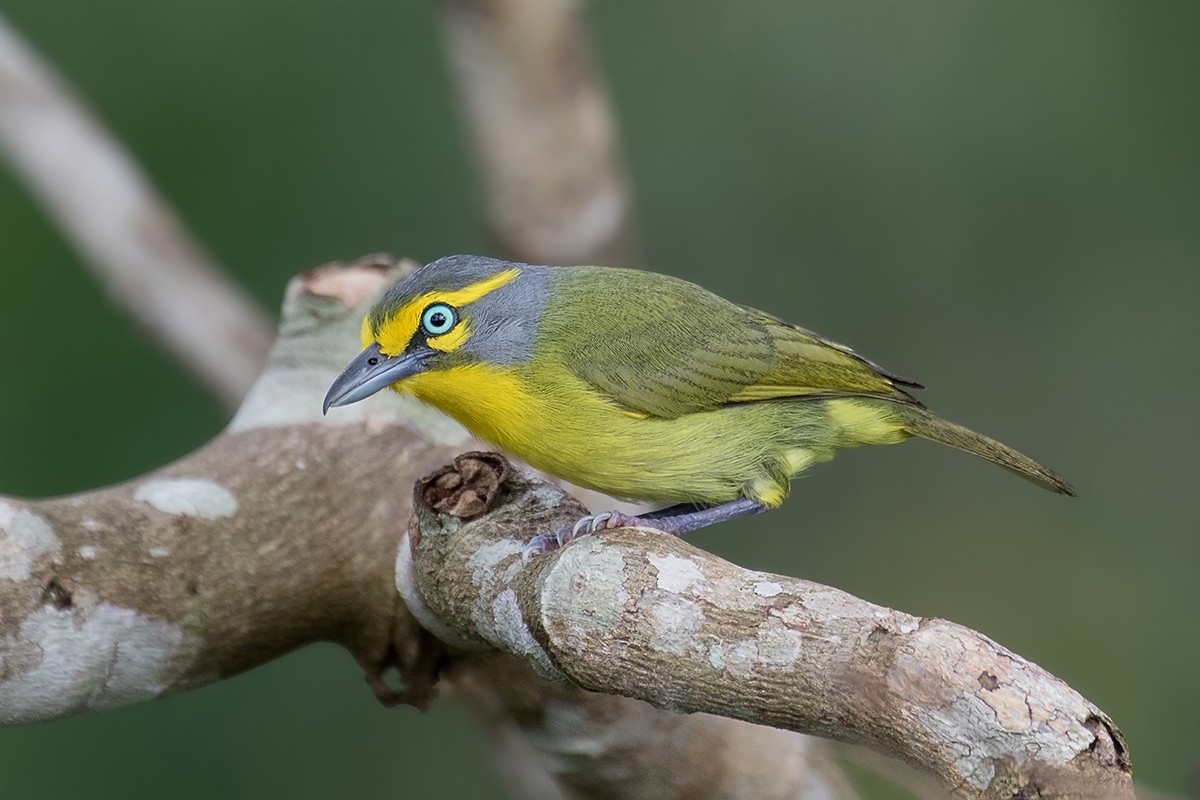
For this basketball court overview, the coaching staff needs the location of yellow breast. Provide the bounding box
[400,363,544,451]
[396,362,830,507]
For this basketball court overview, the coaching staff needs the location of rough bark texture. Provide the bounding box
[0,259,455,720]
[0,260,1133,797]
[0,259,859,799]
[0,12,272,408]
[405,453,1134,799]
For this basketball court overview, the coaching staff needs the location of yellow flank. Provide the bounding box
[393,361,894,507]
[743,473,791,508]
[373,268,520,356]
[825,398,910,446]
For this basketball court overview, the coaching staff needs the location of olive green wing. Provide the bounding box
[548,269,776,418]
[725,306,923,404]
[547,267,920,419]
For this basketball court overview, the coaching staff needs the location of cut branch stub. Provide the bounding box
[406,453,1133,799]
[419,452,509,525]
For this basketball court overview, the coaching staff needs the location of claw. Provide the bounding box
[589,511,613,532]
[522,530,563,560]
[525,500,766,558]
[523,509,646,559]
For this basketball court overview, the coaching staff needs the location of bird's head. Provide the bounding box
[323,255,547,413]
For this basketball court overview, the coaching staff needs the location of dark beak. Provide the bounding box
[323,342,431,414]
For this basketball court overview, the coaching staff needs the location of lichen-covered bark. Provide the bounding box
[0,259,856,799]
[407,454,1134,799]
[0,258,1134,797]
[0,258,462,722]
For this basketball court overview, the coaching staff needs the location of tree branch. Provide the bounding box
[435,4,861,793]
[0,4,1040,797]
[0,257,855,798]
[439,0,637,267]
[404,453,1134,799]
[453,654,860,800]
[0,258,454,722]
[0,12,272,408]
[0,259,1132,797]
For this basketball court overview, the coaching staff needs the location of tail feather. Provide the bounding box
[895,405,1076,496]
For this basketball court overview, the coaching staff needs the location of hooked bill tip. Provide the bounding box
[322,382,344,415]
[321,390,340,416]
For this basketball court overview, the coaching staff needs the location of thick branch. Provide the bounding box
[439,0,636,266]
[0,258,851,798]
[436,7,853,793]
[0,13,272,408]
[1,258,1129,798]
[0,258,460,721]
[405,454,1134,799]
[454,653,860,800]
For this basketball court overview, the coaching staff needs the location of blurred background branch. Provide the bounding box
[0,12,272,409]
[456,655,861,800]
[439,0,637,267]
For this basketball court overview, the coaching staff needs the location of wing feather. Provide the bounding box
[725,307,922,404]
[545,267,921,418]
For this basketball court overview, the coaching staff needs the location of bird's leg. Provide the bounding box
[523,498,768,558]
[639,502,706,520]
[615,498,769,535]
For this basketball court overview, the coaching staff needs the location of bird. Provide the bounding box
[324,255,1074,552]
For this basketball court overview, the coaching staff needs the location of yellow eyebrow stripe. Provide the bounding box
[437,267,521,307]
[374,267,521,356]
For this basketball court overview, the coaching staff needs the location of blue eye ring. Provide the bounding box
[421,303,457,336]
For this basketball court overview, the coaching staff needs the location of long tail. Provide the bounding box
[894,405,1076,496]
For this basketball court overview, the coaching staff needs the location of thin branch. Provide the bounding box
[439,0,637,267]
[405,453,1134,800]
[0,13,272,409]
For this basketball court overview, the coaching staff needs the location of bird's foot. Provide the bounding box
[521,498,770,559]
[522,510,647,559]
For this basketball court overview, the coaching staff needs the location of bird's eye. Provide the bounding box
[421,303,457,336]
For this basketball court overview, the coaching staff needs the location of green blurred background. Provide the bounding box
[1,1,1195,797]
